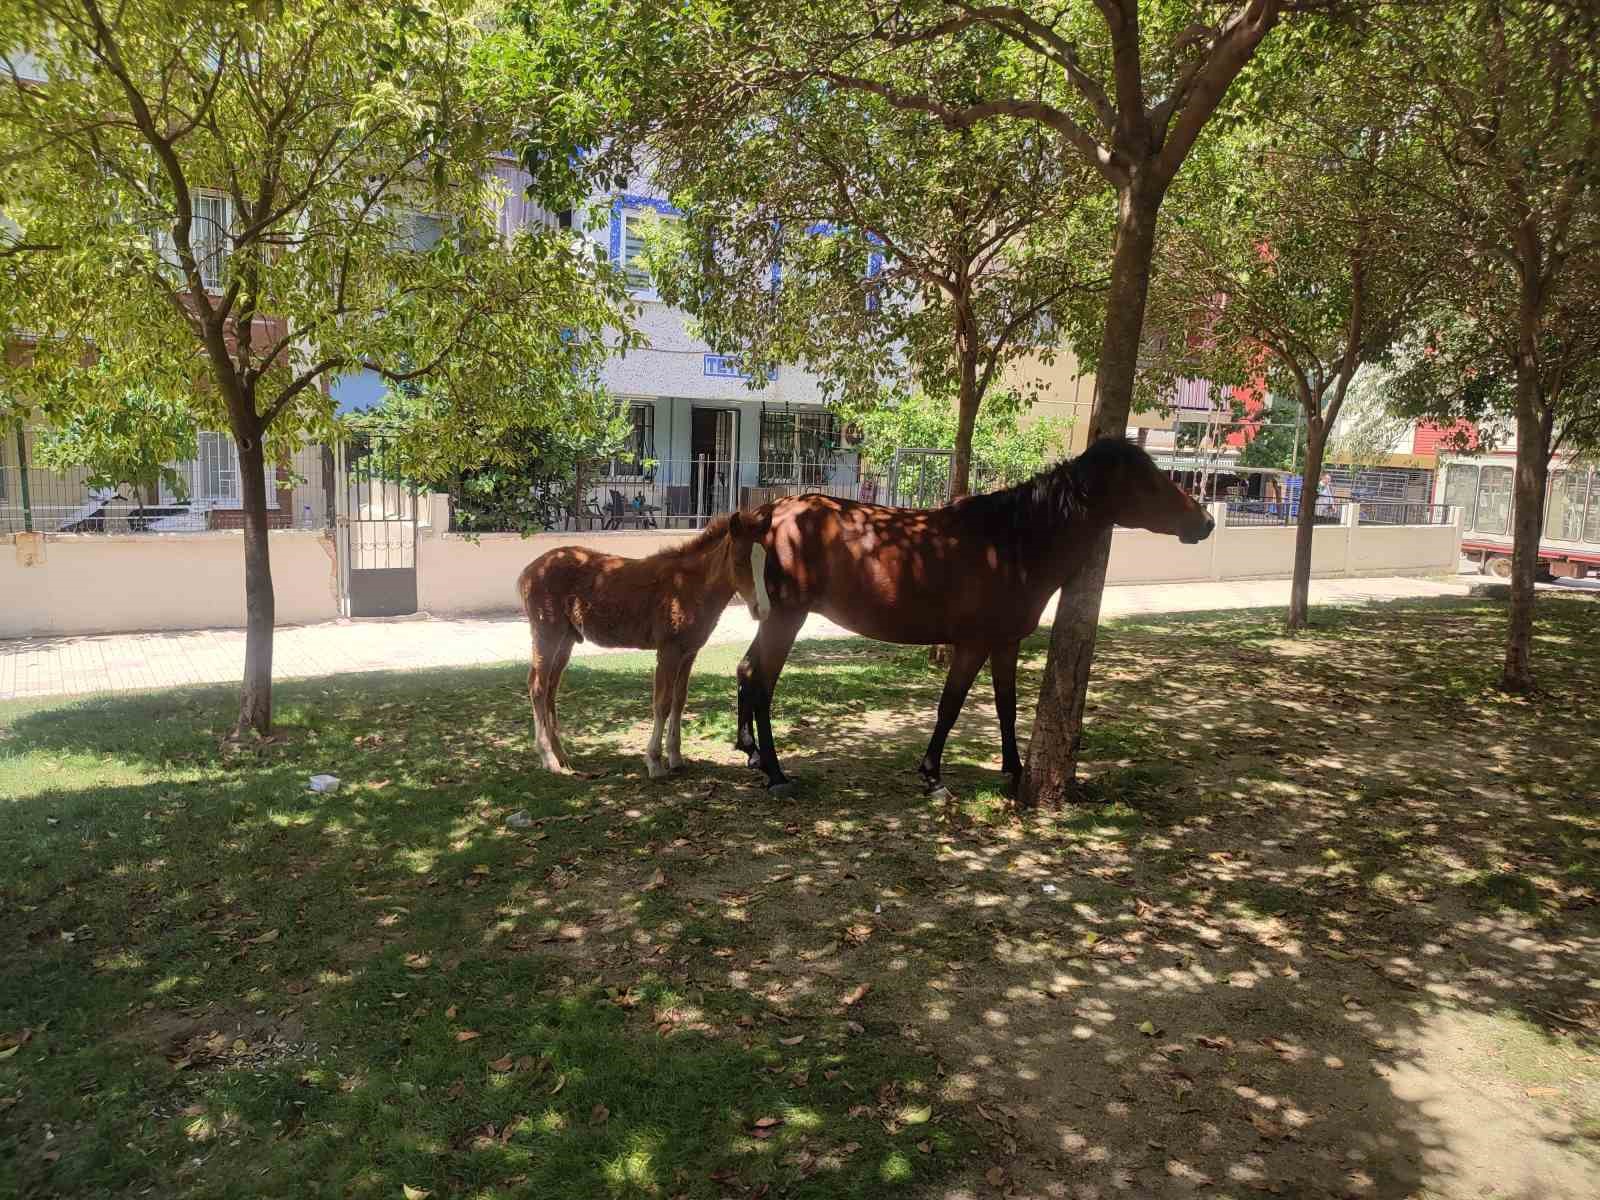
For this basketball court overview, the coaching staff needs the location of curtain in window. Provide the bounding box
[1443,464,1478,529]
[1475,466,1513,535]
[1545,471,1588,542]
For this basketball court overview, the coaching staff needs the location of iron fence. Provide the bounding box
[448,458,899,533]
[0,443,332,535]
[1224,498,1344,528]
[1355,501,1453,527]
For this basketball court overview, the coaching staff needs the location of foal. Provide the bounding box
[518,512,771,777]
[733,438,1215,799]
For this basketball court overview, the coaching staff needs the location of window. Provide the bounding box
[1545,470,1588,542]
[759,407,839,486]
[190,192,231,291]
[605,404,655,478]
[197,431,240,503]
[1586,470,1600,544]
[620,209,674,289]
[1443,463,1478,529]
[408,212,446,252]
[1475,465,1513,535]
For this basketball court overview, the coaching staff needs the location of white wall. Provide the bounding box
[1,531,339,637]
[1,504,1461,638]
[418,529,696,617]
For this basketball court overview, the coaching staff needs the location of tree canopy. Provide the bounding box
[0,0,634,733]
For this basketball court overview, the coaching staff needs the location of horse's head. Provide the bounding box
[1079,437,1215,544]
[726,509,775,620]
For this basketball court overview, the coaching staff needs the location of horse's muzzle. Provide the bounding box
[1178,513,1216,544]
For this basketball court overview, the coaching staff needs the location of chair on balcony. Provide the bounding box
[604,489,659,530]
[564,496,605,531]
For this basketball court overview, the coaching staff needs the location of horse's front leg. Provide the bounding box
[644,647,682,780]
[737,607,806,796]
[991,639,1023,795]
[917,643,990,801]
[734,632,762,770]
[667,648,696,771]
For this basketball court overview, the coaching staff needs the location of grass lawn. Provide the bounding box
[2,595,1599,1200]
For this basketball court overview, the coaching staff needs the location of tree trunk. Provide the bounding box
[950,314,981,500]
[1020,185,1161,808]
[1501,394,1550,693]
[233,421,276,737]
[1286,416,1326,632]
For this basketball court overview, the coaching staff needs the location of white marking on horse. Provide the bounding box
[750,543,772,620]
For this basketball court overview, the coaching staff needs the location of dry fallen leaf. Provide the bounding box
[901,1105,932,1125]
[402,1186,431,1200]
[0,1046,17,1060]
[1249,1113,1285,1139]
[985,1166,1007,1186]
[455,1030,481,1043]
[839,982,871,1009]
[404,954,430,970]
[445,1004,457,1019]
[488,1055,514,1072]
[779,1035,805,1046]
[916,1140,931,1154]
[549,1073,566,1095]
[244,928,280,945]
[1138,1020,1160,1037]
[1196,1035,1233,1051]
[1525,1087,1561,1098]
[591,1103,610,1125]
[643,869,668,892]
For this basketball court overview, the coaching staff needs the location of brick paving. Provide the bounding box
[0,575,1471,702]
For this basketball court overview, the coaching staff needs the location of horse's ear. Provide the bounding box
[728,511,746,538]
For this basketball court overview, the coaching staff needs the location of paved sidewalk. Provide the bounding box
[0,575,1471,702]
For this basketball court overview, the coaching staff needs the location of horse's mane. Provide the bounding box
[953,437,1149,542]
[649,513,735,561]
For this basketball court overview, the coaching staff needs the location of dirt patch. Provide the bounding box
[120,1003,310,1073]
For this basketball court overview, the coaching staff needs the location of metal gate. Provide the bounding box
[889,447,955,508]
[336,433,419,618]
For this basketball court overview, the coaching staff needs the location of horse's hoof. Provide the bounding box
[926,784,955,804]
[767,780,796,800]
[643,754,668,780]
[746,752,763,771]
[667,754,685,772]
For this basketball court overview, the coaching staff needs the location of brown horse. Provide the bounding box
[734,437,1214,798]
[518,512,771,777]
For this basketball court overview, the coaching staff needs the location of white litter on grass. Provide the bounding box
[308,774,341,794]
[505,810,534,828]
[1042,884,1059,895]
[874,904,882,915]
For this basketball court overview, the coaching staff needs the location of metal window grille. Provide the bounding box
[193,192,230,291]
[758,406,837,485]
[606,404,655,478]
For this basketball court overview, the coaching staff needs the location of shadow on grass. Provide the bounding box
[3,596,1599,1198]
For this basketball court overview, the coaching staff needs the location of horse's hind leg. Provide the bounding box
[544,633,576,771]
[917,642,990,801]
[667,649,697,770]
[528,623,574,773]
[738,607,806,796]
[644,646,683,780]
